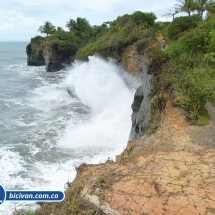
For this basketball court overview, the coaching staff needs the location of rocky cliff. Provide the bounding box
[31,32,215,214]
[26,44,45,66]
[26,39,77,72]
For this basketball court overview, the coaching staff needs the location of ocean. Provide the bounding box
[0,41,138,214]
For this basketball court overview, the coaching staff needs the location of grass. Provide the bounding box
[192,108,211,126]
[98,176,106,185]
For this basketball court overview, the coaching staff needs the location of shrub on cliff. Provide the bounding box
[75,11,157,60]
[166,15,201,40]
[29,36,45,53]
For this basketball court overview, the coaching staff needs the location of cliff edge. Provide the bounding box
[26,37,77,72]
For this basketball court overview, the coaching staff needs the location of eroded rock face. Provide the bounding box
[26,44,45,66]
[129,62,152,140]
[42,41,77,72]
[26,40,77,72]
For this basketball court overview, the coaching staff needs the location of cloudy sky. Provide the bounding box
[0,0,183,41]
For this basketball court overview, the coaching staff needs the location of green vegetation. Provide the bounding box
[98,176,106,185]
[166,15,201,40]
[25,4,215,213]
[150,13,215,125]
[75,11,157,59]
[24,182,104,215]
[31,3,215,127]
[38,21,56,36]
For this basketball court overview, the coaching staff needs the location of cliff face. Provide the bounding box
[26,44,45,66]
[42,41,77,72]
[75,100,215,215]
[34,97,215,215]
[129,63,152,140]
[110,44,152,140]
[31,34,215,215]
[26,39,77,72]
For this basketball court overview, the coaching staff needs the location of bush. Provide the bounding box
[131,11,157,26]
[166,15,200,40]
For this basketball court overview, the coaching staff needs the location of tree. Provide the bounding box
[65,17,90,37]
[132,11,157,26]
[56,27,64,32]
[195,0,215,19]
[38,21,56,36]
[162,7,181,20]
[176,0,197,16]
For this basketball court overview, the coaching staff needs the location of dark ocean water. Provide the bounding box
[0,41,137,214]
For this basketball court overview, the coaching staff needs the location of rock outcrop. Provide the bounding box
[26,44,45,66]
[42,40,77,72]
[129,60,152,140]
[26,39,77,72]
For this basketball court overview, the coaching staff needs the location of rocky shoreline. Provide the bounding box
[25,29,215,214]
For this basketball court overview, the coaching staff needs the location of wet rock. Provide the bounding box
[26,40,77,72]
[26,44,45,66]
[131,86,144,112]
[129,62,152,140]
[42,41,77,72]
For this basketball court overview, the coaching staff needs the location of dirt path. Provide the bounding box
[157,33,169,49]
[74,99,215,215]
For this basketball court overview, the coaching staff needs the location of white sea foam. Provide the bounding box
[59,56,137,160]
[0,55,138,215]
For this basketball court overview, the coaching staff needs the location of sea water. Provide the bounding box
[0,42,138,214]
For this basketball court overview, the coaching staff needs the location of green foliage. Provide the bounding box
[131,11,157,26]
[29,36,45,52]
[165,15,215,58]
[153,21,170,32]
[195,0,215,19]
[166,15,200,40]
[160,50,215,123]
[110,11,157,28]
[38,21,56,36]
[148,95,167,134]
[98,176,106,185]
[192,108,210,125]
[75,12,157,60]
[65,17,91,37]
[30,181,104,215]
[50,31,80,45]
[176,0,198,16]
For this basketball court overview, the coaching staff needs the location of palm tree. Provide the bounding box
[195,0,215,19]
[66,17,90,37]
[176,0,197,16]
[38,21,56,36]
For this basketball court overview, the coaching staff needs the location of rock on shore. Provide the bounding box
[26,39,77,72]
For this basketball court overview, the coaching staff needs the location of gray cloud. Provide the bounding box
[0,0,176,41]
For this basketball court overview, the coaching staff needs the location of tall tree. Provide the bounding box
[176,0,197,16]
[38,21,56,36]
[66,17,90,37]
[195,0,215,19]
[162,7,181,20]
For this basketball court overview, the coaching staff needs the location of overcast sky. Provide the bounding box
[0,0,183,41]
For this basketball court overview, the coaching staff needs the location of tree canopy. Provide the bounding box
[176,0,197,16]
[195,0,215,18]
[65,17,90,37]
[175,0,215,18]
[38,21,56,36]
